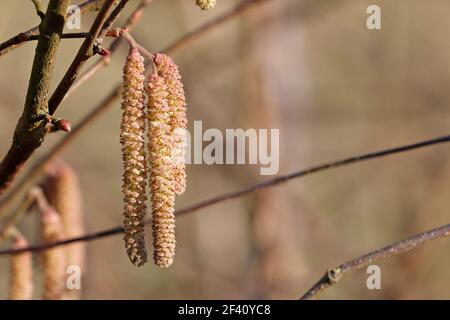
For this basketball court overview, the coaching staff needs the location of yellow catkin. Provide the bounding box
[154,53,188,196]
[147,72,177,268]
[43,162,84,299]
[196,0,216,10]
[121,47,148,267]
[8,234,33,300]
[41,207,66,300]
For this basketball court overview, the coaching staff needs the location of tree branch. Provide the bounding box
[0,0,106,57]
[0,0,71,195]
[299,223,450,300]
[1,134,449,254]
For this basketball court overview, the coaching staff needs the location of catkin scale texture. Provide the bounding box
[120,47,148,267]
[147,73,177,268]
[154,54,188,196]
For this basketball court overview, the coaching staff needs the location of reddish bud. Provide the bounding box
[99,48,111,57]
[55,119,71,132]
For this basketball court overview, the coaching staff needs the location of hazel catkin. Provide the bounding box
[120,47,148,267]
[146,72,177,268]
[8,233,33,300]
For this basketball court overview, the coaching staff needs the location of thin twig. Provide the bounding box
[0,0,105,57]
[299,223,450,300]
[66,0,154,98]
[0,134,449,254]
[119,29,155,60]
[30,0,45,19]
[48,0,117,116]
[100,0,130,38]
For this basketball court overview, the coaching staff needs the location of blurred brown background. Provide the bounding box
[0,0,449,299]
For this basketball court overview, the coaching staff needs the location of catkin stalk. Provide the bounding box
[120,47,148,266]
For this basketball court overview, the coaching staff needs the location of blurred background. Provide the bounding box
[0,0,449,299]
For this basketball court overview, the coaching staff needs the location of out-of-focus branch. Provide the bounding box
[48,0,117,115]
[299,223,450,300]
[0,0,106,57]
[1,134,450,254]
[0,0,71,195]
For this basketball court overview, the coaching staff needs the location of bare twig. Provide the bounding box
[299,223,450,300]
[0,0,71,195]
[100,0,130,38]
[0,134,449,254]
[30,0,45,19]
[66,0,154,97]
[48,0,117,116]
[0,0,106,57]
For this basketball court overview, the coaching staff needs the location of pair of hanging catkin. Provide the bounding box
[121,48,187,268]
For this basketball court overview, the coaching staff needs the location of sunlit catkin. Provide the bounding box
[196,0,216,10]
[147,72,177,268]
[120,47,148,266]
[154,53,188,196]
[8,234,33,300]
[41,207,66,300]
[43,163,85,299]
